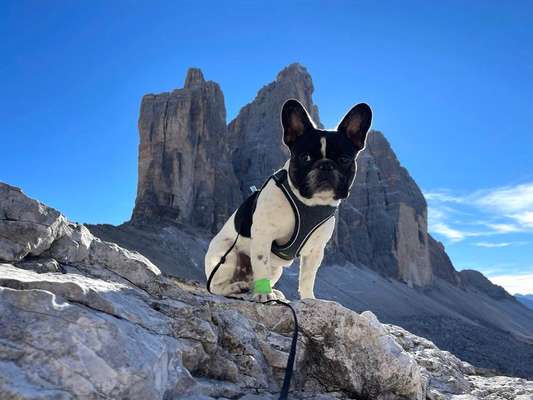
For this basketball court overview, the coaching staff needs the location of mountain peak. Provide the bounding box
[184,67,205,88]
[276,62,311,82]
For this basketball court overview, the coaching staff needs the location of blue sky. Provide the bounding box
[1,1,532,293]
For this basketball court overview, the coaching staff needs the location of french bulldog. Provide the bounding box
[205,99,372,301]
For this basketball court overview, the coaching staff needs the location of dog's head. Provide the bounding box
[281,99,372,201]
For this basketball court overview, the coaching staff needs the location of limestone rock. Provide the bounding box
[0,182,160,289]
[131,68,241,233]
[0,282,187,400]
[2,259,532,400]
[0,183,67,262]
[428,235,460,285]
[458,269,516,301]
[226,65,432,287]
[333,130,432,287]
[15,257,61,273]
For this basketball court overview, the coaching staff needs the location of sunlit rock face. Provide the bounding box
[131,68,240,233]
[333,130,432,287]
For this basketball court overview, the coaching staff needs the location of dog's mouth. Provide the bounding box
[300,168,344,199]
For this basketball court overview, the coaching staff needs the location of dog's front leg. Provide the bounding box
[249,221,279,302]
[299,247,324,299]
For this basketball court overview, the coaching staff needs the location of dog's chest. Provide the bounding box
[253,179,296,246]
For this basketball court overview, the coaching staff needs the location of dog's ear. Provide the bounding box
[337,103,372,150]
[281,99,315,148]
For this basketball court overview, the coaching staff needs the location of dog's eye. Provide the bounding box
[300,154,312,163]
[339,156,353,165]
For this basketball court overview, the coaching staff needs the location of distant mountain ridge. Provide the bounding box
[516,294,533,310]
[87,63,533,378]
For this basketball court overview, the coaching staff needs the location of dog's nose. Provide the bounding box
[317,160,335,171]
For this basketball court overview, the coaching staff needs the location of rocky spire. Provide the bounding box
[184,67,205,88]
[131,69,240,232]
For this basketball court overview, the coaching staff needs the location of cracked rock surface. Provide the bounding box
[1,183,532,399]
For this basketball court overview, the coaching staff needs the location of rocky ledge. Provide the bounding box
[1,182,532,400]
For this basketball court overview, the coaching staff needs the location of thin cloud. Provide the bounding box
[510,211,533,229]
[424,191,464,203]
[489,273,533,295]
[473,183,533,213]
[483,223,522,233]
[474,242,513,248]
[424,181,533,243]
[432,223,467,242]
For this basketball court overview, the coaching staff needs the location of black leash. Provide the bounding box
[206,233,299,400]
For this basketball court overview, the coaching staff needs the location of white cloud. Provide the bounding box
[489,273,533,295]
[474,242,513,248]
[483,223,522,233]
[424,181,533,242]
[432,223,467,241]
[510,211,533,229]
[474,183,533,213]
[424,191,464,203]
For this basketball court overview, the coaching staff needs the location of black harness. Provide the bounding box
[234,169,338,260]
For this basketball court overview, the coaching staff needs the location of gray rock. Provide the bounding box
[428,235,460,285]
[333,130,432,287]
[458,269,515,301]
[131,68,241,233]
[0,183,160,289]
[1,261,531,399]
[0,283,189,400]
[0,183,67,262]
[15,257,61,273]
[127,63,433,287]
[0,263,426,400]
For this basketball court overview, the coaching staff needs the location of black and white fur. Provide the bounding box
[205,99,372,301]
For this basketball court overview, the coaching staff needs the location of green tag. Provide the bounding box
[254,278,272,294]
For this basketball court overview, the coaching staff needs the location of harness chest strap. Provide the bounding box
[269,169,338,261]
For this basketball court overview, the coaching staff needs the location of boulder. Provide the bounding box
[0,183,67,262]
[0,183,160,289]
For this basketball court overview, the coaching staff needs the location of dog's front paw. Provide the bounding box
[252,279,277,303]
[272,289,287,300]
[252,292,279,303]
